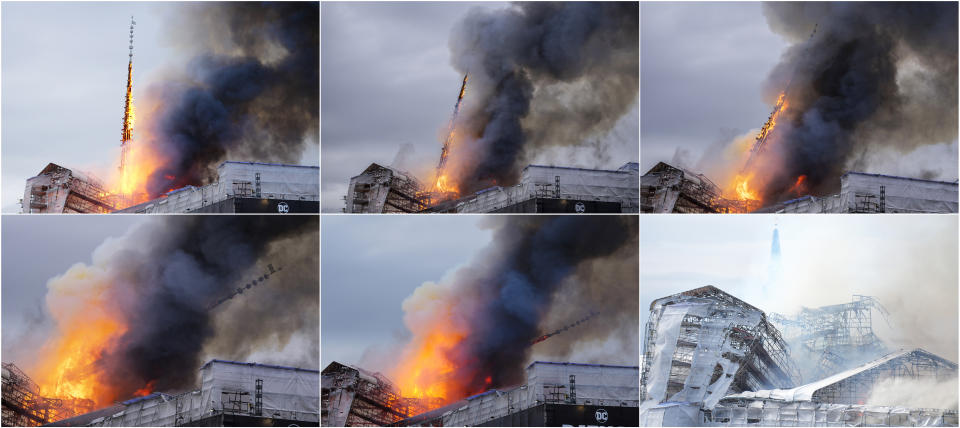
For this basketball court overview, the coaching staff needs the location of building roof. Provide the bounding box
[842,171,959,186]
[219,160,319,169]
[202,358,319,373]
[724,348,957,402]
[527,360,639,370]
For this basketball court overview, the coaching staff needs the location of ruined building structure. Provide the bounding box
[640,286,958,427]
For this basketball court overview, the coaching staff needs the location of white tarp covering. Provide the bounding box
[88,360,319,426]
[456,163,639,213]
[778,172,958,213]
[641,299,766,411]
[122,161,319,213]
[709,399,958,427]
[640,402,702,427]
[725,350,913,403]
[441,361,638,426]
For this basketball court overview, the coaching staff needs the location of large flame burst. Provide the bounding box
[386,282,482,410]
[25,263,144,417]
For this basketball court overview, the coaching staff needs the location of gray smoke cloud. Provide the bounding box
[447,2,638,193]
[752,2,958,201]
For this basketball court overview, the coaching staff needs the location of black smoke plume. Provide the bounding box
[396,216,637,400]
[144,2,318,197]
[756,2,957,201]
[35,216,318,404]
[447,2,638,193]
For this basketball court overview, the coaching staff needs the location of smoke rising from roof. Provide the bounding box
[755,2,958,201]
[391,216,637,401]
[28,216,318,405]
[143,2,318,198]
[446,2,638,193]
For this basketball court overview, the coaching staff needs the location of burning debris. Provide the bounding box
[3,216,318,424]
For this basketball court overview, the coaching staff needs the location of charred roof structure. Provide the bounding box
[21,164,118,214]
[640,286,959,427]
[45,360,319,427]
[118,161,319,214]
[346,162,639,214]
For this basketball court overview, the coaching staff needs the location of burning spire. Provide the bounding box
[119,16,136,204]
[432,73,468,194]
[741,24,815,174]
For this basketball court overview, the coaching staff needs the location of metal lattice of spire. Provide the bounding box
[122,16,135,143]
[432,74,469,190]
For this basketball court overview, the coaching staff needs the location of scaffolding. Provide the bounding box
[1,362,90,426]
[22,163,117,214]
[772,295,891,381]
[344,163,428,213]
[641,286,800,410]
[321,362,433,426]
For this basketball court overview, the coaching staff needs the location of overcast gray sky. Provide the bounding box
[640,2,789,172]
[641,215,959,361]
[1,2,180,212]
[321,2,638,212]
[321,215,493,369]
[1,215,146,362]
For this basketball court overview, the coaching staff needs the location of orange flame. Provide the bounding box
[133,380,155,397]
[24,262,147,419]
[434,174,458,194]
[733,173,760,202]
[788,174,808,195]
[391,329,463,402]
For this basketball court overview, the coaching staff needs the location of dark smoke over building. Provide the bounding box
[756,2,958,202]
[447,2,638,194]
[393,216,638,402]
[144,2,319,198]
[31,216,319,405]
